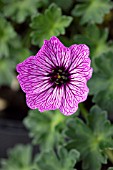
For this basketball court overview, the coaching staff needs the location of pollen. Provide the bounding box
[48,66,70,87]
[57,74,61,79]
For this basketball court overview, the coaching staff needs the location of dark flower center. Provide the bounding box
[48,66,70,87]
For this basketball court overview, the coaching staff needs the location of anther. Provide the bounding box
[58,69,62,73]
[57,74,61,79]
[62,76,67,80]
[55,82,59,84]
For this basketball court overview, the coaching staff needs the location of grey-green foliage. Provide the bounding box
[73,25,113,72]
[30,3,73,46]
[88,52,113,114]
[73,25,113,59]
[65,105,113,170]
[72,0,113,25]
[0,59,16,86]
[0,16,17,58]
[50,0,73,11]
[24,109,79,151]
[0,145,79,170]
[35,147,80,170]
[2,0,48,23]
[0,145,35,170]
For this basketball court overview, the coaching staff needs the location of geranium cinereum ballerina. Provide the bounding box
[16,36,93,116]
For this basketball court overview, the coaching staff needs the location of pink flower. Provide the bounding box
[16,36,93,116]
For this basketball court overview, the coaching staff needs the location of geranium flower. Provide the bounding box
[16,36,92,116]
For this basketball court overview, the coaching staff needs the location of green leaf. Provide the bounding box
[88,52,113,114]
[50,0,73,11]
[2,0,47,23]
[108,168,113,170]
[65,105,113,170]
[0,145,36,170]
[0,16,17,58]
[13,47,31,63]
[24,109,79,151]
[35,147,80,170]
[0,59,16,86]
[72,0,113,25]
[1,145,79,170]
[73,25,113,71]
[30,3,73,46]
[73,25,113,59]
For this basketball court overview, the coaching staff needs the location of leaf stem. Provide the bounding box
[79,103,89,121]
[22,28,31,48]
[105,149,113,164]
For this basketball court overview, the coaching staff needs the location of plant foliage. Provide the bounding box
[0,145,79,170]
[72,0,113,25]
[24,109,79,150]
[88,52,113,114]
[0,145,33,170]
[35,147,79,170]
[2,0,48,23]
[65,105,113,170]
[0,16,17,58]
[30,3,73,46]
[0,0,113,169]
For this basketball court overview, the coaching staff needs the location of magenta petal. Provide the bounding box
[26,86,64,111]
[69,44,92,80]
[16,56,52,94]
[59,86,78,116]
[60,76,89,116]
[35,36,71,69]
[16,36,93,116]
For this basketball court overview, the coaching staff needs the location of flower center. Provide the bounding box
[48,66,70,87]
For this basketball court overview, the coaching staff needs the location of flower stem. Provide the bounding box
[105,149,113,163]
[79,103,89,121]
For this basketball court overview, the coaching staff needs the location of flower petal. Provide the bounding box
[60,77,89,116]
[36,36,71,69]
[16,56,51,94]
[16,37,92,116]
[69,44,92,80]
[26,86,64,111]
[59,85,78,116]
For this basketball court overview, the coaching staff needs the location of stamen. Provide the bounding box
[48,66,70,87]
[57,74,61,79]
[58,69,62,73]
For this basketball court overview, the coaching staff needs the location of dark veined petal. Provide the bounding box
[16,56,51,94]
[60,76,89,116]
[16,36,93,116]
[69,44,92,80]
[26,86,64,111]
[60,85,79,115]
[36,36,71,69]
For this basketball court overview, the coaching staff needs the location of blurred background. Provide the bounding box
[0,0,76,158]
[0,0,113,169]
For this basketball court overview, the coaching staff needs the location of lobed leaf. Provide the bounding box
[50,0,73,11]
[35,147,80,170]
[72,0,113,25]
[65,105,113,170]
[0,59,16,86]
[30,3,73,46]
[0,16,17,58]
[24,109,79,151]
[0,144,79,170]
[2,0,48,23]
[73,25,113,59]
[0,145,35,170]
[88,52,113,114]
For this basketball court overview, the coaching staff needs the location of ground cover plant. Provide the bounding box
[0,0,113,170]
